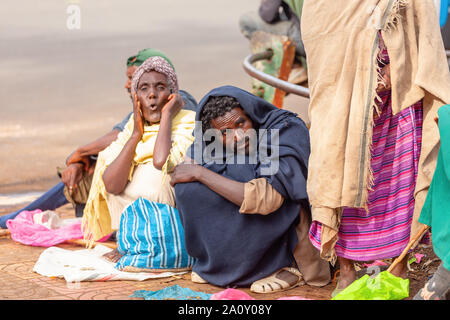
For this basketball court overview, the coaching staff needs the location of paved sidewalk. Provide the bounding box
[0,204,334,300]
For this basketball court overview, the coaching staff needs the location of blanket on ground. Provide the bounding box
[33,245,186,282]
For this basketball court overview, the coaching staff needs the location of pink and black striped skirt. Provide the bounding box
[309,91,423,261]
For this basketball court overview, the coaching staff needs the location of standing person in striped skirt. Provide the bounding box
[301,0,450,296]
[309,35,424,292]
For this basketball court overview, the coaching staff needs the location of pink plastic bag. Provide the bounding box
[362,260,388,268]
[210,288,312,301]
[277,296,311,300]
[6,209,83,247]
[210,289,255,300]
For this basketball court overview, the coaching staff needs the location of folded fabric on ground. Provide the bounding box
[132,285,212,300]
[7,209,83,247]
[33,245,187,283]
[132,286,312,300]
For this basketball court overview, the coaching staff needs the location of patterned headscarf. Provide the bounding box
[131,56,179,96]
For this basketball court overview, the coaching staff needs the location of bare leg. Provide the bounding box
[389,255,408,279]
[337,256,356,290]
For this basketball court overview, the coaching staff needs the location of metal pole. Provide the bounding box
[244,50,450,99]
[243,50,310,99]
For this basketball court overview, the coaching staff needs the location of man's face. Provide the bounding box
[136,71,171,125]
[210,107,255,155]
[125,65,138,96]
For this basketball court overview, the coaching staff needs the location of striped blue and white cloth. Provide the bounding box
[115,198,195,272]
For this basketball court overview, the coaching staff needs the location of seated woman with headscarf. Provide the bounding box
[81,56,196,272]
[170,86,330,293]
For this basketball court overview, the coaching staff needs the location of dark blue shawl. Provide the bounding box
[174,86,311,287]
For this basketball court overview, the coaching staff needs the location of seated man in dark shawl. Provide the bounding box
[170,85,330,293]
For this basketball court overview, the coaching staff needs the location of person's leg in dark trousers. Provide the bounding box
[0,182,68,228]
[75,203,85,218]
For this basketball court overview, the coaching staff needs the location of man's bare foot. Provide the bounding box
[102,249,123,263]
[338,268,357,290]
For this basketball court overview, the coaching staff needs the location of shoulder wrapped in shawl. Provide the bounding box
[174,85,311,287]
[301,0,450,262]
[82,109,195,244]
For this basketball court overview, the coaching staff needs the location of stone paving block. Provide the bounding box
[0,240,45,265]
[27,276,142,299]
[31,295,75,300]
[0,206,334,300]
[1,262,41,280]
[0,273,60,299]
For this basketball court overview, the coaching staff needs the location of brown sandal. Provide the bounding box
[250,267,305,294]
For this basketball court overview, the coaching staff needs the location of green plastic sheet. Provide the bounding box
[332,271,409,300]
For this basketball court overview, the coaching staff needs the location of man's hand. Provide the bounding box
[170,163,202,187]
[162,93,184,119]
[66,149,91,172]
[61,163,84,194]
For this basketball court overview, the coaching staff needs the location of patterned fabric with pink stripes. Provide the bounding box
[309,90,423,261]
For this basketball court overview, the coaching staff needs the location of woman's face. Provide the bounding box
[136,71,171,124]
[210,107,254,154]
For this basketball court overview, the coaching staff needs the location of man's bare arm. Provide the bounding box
[66,130,120,169]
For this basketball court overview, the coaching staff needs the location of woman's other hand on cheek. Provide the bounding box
[162,93,184,119]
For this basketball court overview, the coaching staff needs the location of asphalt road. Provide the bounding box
[3,0,303,195]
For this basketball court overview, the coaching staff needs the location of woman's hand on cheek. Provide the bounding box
[170,163,202,186]
[132,93,144,140]
[162,93,184,119]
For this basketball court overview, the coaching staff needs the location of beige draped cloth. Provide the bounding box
[302,0,450,263]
